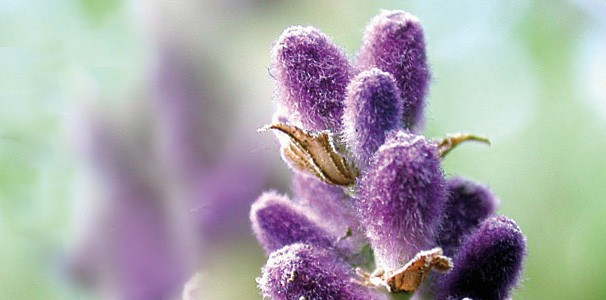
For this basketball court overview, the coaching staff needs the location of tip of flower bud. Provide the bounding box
[374,9,421,26]
[358,10,429,132]
[271,25,351,132]
[343,68,403,169]
[250,192,334,255]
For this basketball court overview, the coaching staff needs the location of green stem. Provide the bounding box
[389,292,412,300]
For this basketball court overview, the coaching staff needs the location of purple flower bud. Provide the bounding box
[343,68,403,169]
[438,216,526,300]
[251,191,335,255]
[271,26,352,132]
[436,177,499,257]
[357,10,430,132]
[357,130,446,270]
[258,243,384,300]
[292,173,356,232]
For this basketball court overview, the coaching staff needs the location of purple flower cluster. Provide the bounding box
[252,10,526,300]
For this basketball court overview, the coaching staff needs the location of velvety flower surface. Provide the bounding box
[438,216,526,300]
[436,177,499,257]
[253,9,527,300]
[357,130,446,270]
[251,191,335,255]
[258,243,384,300]
[343,68,403,168]
[271,26,352,132]
[357,10,430,131]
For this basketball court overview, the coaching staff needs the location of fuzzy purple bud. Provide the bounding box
[258,243,383,300]
[357,130,446,270]
[251,191,334,255]
[271,26,352,132]
[343,68,403,169]
[357,10,430,131]
[438,216,526,300]
[436,177,499,257]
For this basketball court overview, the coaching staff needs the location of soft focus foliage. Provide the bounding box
[1,0,606,299]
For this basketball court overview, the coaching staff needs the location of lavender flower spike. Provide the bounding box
[271,26,352,132]
[251,191,335,255]
[438,216,526,300]
[436,177,499,257]
[357,10,430,132]
[343,68,403,169]
[357,130,446,271]
[258,243,384,300]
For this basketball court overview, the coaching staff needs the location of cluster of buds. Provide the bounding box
[251,10,526,300]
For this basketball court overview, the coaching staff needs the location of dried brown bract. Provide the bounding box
[261,123,357,186]
[357,247,452,293]
[437,133,491,158]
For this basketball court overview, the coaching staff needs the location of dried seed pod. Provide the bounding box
[262,123,357,186]
[384,247,452,293]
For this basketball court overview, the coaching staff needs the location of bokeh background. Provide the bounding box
[2,0,605,299]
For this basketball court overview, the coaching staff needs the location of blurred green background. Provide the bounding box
[1,0,605,299]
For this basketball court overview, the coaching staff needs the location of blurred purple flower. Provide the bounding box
[69,116,198,300]
[69,43,268,298]
[252,9,526,300]
[151,44,270,240]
